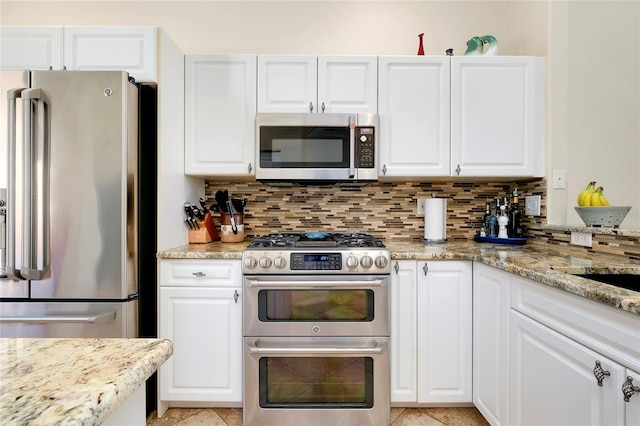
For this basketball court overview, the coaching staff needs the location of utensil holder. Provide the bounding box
[220,212,244,243]
[189,212,220,243]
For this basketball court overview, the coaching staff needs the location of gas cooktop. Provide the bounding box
[243,232,390,274]
[247,232,386,249]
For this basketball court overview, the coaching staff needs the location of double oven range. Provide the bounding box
[242,232,391,426]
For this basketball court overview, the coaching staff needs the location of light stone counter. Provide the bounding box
[0,338,173,426]
[157,239,640,315]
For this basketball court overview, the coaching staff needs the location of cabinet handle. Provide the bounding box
[192,272,206,277]
[309,102,314,112]
[622,376,640,402]
[382,165,387,175]
[233,290,239,303]
[321,102,325,113]
[455,164,461,175]
[423,263,429,276]
[394,262,399,274]
[593,361,611,386]
[248,162,252,173]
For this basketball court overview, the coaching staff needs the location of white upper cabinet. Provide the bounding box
[0,26,158,82]
[63,26,158,82]
[184,55,257,177]
[378,56,451,176]
[0,26,63,70]
[257,55,377,113]
[378,55,544,178]
[451,56,544,177]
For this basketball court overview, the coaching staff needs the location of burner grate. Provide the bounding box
[247,232,385,249]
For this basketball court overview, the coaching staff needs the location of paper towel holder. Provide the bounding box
[422,195,447,244]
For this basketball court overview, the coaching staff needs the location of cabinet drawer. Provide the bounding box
[160,260,241,287]
[511,275,640,372]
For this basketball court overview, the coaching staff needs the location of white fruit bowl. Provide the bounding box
[574,206,631,227]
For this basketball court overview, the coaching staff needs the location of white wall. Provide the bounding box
[2,0,638,230]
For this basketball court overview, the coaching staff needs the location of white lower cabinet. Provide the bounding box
[159,260,242,405]
[509,274,640,426]
[510,310,625,425]
[390,260,472,404]
[472,263,511,425]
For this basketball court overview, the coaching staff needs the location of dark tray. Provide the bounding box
[474,235,528,245]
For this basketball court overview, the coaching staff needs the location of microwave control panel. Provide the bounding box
[356,127,375,169]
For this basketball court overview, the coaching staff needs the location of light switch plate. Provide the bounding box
[553,170,566,189]
[525,195,541,216]
[417,198,426,216]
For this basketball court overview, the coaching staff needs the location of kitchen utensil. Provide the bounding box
[215,190,227,213]
[226,200,238,234]
[231,197,245,213]
[199,198,209,214]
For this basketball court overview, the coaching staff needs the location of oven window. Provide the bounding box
[259,290,374,321]
[259,357,374,408]
[260,126,350,168]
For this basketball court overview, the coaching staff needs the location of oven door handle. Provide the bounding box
[244,279,387,288]
[246,341,386,355]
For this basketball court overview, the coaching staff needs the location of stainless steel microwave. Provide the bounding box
[256,113,378,182]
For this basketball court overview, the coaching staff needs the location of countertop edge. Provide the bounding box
[157,241,640,316]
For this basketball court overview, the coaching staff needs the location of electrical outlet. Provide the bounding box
[571,231,592,247]
[417,198,426,216]
[525,195,541,216]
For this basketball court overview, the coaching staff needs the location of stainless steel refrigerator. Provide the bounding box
[0,70,157,339]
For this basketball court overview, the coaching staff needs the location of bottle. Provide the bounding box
[480,201,491,237]
[487,202,498,237]
[497,203,509,238]
[508,187,523,238]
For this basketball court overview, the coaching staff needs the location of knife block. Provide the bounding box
[188,213,220,243]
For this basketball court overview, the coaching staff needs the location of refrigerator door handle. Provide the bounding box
[6,88,26,280]
[21,88,51,280]
[0,310,116,324]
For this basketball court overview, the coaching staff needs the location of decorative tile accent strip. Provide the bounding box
[205,179,546,241]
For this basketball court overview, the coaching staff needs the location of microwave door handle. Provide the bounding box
[6,88,26,280]
[21,88,50,280]
[348,116,356,178]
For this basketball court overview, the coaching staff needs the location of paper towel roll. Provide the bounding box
[424,198,447,242]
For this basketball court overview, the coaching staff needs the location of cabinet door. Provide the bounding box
[185,55,257,176]
[160,286,242,402]
[378,56,450,177]
[390,260,418,403]
[0,26,63,70]
[625,369,640,425]
[473,263,511,425]
[417,261,472,403]
[451,56,543,177]
[510,310,624,425]
[257,55,317,113]
[317,56,377,113]
[63,26,158,82]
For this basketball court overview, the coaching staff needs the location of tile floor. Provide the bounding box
[146,407,489,425]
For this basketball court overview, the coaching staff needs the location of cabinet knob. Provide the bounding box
[382,165,387,175]
[394,262,399,274]
[423,263,429,276]
[248,162,252,173]
[321,102,325,113]
[192,272,206,277]
[309,102,314,112]
[233,290,239,303]
[622,376,640,402]
[593,361,610,386]
[455,164,461,175]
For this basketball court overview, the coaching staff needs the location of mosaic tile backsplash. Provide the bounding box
[204,179,546,241]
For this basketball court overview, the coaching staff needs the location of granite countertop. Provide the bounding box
[157,239,640,315]
[0,338,173,426]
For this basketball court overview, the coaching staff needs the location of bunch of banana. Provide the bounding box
[577,181,611,206]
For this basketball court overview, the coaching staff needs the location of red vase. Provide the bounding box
[417,33,425,55]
